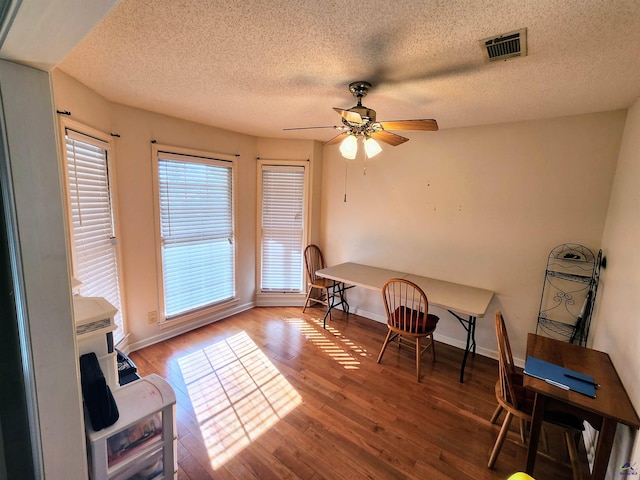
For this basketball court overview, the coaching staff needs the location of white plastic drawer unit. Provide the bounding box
[85,374,177,480]
[74,295,119,390]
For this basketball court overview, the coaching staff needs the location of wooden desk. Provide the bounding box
[524,333,640,479]
[316,262,494,382]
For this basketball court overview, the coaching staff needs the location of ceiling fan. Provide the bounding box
[284,81,438,158]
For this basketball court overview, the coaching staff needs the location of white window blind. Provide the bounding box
[260,165,305,292]
[157,153,235,319]
[65,129,124,342]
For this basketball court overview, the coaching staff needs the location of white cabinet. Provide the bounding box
[85,374,177,480]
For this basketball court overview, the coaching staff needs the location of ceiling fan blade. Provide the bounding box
[325,132,349,146]
[378,119,439,131]
[371,130,409,146]
[283,125,341,131]
[333,107,364,124]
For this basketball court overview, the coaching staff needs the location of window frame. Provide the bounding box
[256,159,310,298]
[58,118,127,343]
[151,144,238,326]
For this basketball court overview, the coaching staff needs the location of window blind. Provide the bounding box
[157,154,234,318]
[260,165,305,292]
[65,130,124,342]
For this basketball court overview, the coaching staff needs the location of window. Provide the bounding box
[153,148,235,321]
[64,127,124,342]
[259,163,307,293]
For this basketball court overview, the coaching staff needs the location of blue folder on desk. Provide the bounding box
[524,356,597,398]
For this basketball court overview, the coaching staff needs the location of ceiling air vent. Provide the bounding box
[480,28,527,62]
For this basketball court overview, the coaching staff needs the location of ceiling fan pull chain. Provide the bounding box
[344,158,348,203]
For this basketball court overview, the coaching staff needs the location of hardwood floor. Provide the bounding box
[129,306,589,479]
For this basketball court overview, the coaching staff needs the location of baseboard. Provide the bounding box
[347,305,386,324]
[342,305,502,362]
[114,334,131,356]
[128,301,255,352]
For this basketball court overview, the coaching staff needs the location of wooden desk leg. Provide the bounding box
[526,392,547,476]
[592,418,617,480]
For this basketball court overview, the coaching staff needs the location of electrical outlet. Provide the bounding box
[148,311,158,324]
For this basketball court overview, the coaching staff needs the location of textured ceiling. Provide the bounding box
[58,0,640,141]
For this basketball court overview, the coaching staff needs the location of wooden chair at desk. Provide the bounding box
[377,278,439,382]
[489,311,583,480]
[302,244,336,317]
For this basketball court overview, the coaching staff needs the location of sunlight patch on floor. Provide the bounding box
[177,331,301,469]
[285,316,368,369]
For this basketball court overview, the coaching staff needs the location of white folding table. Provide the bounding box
[316,262,494,382]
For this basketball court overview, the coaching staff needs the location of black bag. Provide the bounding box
[79,352,119,431]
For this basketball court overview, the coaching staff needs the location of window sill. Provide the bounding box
[255,292,306,307]
[158,297,240,329]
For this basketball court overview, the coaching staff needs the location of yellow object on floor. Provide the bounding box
[507,473,534,480]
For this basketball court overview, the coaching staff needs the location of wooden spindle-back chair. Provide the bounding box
[377,278,439,382]
[302,245,334,315]
[489,311,583,479]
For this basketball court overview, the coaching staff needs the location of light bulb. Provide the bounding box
[339,135,358,159]
[364,137,382,158]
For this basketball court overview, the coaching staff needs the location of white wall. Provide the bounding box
[110,103,261,348]
[320,112,625,361]
[0,61,87,479]
[53,67,639,473]
[52,70,323,349]
[0,0,118,71]
[52,69,258,348]
[592,97,640,474]
[256,137,325,246]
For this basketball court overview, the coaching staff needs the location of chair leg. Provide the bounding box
[430,333,436,362]
[490,405,503,424]
[377,329,393,364]
[416,336,421,382]
[565,430,582,480]
[302,286,313,313]
[488,412,513,469]
[540,424,549,453]
[519,418,528,444]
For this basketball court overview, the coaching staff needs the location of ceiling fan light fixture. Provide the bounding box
[340,134,358,159]
[364,137,382,158]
